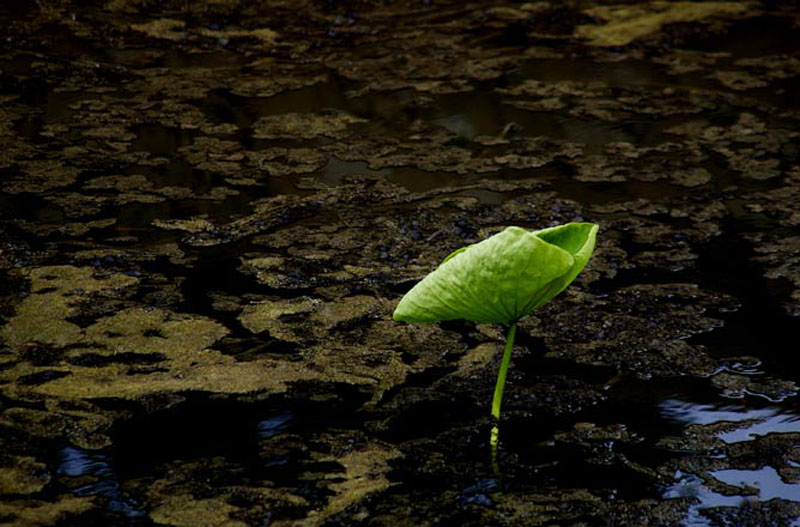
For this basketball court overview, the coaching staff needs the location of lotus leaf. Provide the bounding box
[393,223,598,324]
[393,222,598,466]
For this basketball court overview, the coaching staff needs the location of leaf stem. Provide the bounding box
[491,322,517,457]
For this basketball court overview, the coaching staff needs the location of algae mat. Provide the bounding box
[1,1,799,526]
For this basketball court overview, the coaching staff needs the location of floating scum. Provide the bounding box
[393,223,599,459]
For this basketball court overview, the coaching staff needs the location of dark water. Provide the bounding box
[44,63,800,516]
[2,4,800,526]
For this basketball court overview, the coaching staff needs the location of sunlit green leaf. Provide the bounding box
[393,223,598,324]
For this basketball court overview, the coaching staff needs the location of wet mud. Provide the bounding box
[1,1,799,526]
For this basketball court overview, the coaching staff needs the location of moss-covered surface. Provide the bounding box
[1,1,799,525]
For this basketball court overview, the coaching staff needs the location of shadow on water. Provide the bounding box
[681,16,800,57]
[198,64,695,155]
[201,78,349,129]
[107,397,286,477]
[105,388,366,472]
[691,218,800,379]
[432,90,658,148]
[51,388,371,523]
[129,125,196,156]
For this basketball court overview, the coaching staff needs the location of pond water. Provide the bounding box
[1,2,799,526]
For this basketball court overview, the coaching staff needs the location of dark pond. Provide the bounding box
[1,2,799,526]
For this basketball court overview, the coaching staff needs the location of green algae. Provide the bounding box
[239,298,320,341]
[0,495,94,527]
[149,495,249,527]
[0,266,139,350]
[6,160,81,194]
[305,442,401,525]
[576,2,752,47]
[0,456,49,495]
[129,19,187,41]
[251,111,366,140]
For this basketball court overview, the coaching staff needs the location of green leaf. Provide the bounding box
[393,223,598,324]
[534,222,599,300]
[441,245,470,264]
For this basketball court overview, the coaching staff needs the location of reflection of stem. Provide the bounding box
[490,424,501,476]
[490,322,517,471]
